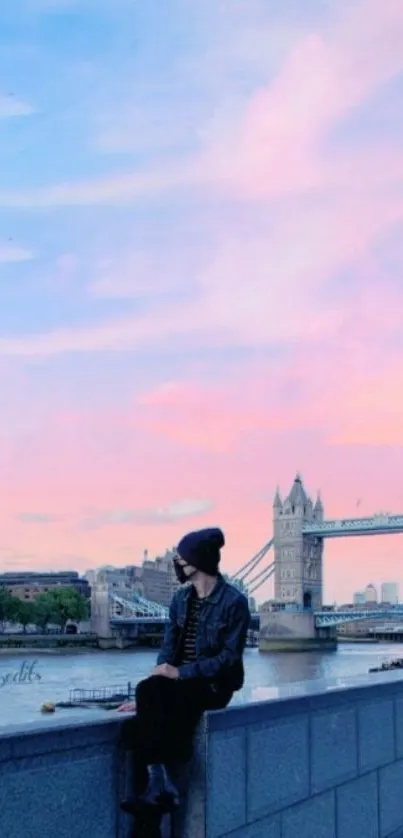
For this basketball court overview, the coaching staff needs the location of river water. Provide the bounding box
[1,642,402,726]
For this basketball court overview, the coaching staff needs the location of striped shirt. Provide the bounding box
[180,596,202,664]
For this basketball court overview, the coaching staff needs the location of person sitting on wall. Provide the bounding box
[119,526,250,816]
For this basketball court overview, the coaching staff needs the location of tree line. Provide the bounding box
[0,586,89,633]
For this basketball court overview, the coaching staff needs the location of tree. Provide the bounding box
[33,587,88,632]
[13,599,36,633]
[32,592,58,631]
[0,588,17,631]
[48,587,89,630]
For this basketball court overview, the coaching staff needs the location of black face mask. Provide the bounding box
[173,559,196,585]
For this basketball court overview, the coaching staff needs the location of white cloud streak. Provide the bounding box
[0,94,35,119]
[0,242,34,264]
[79,499,214,530]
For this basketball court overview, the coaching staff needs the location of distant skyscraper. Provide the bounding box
[381,582,399,605]
[365,583,377,603]
[353,591,366,605]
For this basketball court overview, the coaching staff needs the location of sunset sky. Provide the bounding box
[0,0,402,604]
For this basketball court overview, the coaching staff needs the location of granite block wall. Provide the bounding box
[205,675,403,838]
[0,714,122,838]
[0,710,203,838]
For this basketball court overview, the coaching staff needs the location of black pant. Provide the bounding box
[122,675,231,791]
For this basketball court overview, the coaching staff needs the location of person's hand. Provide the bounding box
[117,701,136,712]
[152,663,180,679]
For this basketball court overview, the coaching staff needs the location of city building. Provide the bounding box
[337,592,402,637]
[365,583,377,603]
[353,591,366,605]
[90,565,144,594]
[381,581,399,604]
[90,547,248,609]
[141,549,180,607]
[0,571,90,602]
[88,550,180,607]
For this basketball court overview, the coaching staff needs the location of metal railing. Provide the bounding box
[69,682,135,704]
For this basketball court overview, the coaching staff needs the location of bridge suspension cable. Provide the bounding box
[245,561,275,595]
[248,567,275,596]
[232,538,274,583]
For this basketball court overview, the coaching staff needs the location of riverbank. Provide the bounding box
[0,633,99,654]
[0,646,101,656]
[338,637,379,644]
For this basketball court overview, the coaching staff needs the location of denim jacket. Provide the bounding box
[157,574,250,693]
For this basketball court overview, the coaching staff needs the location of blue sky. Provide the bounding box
[0,0,403,603]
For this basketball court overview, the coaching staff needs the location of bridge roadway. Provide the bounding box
[110,608,403,632]
[109,612,261,629]
[315,607,403,628]
[302,513,403,538]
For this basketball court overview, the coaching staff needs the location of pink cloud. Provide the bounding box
[0,1,402,212]
[0,187,402,360]
[1,0,403,607]
[0,1,401,369]
[137,380,277,453]
[204,0,403,199]
[1,360,402,604]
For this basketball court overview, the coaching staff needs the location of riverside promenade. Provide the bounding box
[2,671,403,838]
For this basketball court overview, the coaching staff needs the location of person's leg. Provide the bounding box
[121,675,191,813]
[121,675,212,808]
[205,685,233,712]
[150,676,212,764]
[120,714,149,796]
[121,675,176,800]
[134,674,210,764]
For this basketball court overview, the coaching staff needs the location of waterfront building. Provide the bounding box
[92,565,144,595]
[141,549,180,607]
[381,581,399,604]
[88,549,180,607]
[353,590,366,605]
[0,571,90,602]
[365,583,378,603]
[337,597,403,637]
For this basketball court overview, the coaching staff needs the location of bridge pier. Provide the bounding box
[259,608,337,652]
[90,583,114,641]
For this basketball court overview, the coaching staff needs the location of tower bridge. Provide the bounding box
[233,474,403,651]
[91,473,403,650]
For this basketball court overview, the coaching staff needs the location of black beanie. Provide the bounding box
[176,527,225,577]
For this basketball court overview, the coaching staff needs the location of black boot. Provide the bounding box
[120,763,179,815]
[142,764,179,808]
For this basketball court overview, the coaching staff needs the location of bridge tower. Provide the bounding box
[273,474,324,611]
[90,581,115,647]
[260,474,335,651]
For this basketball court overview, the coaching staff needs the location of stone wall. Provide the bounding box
[0,709,201,838]
[0,713,121,838]
[2,673,403,838]
[204,672,403,838]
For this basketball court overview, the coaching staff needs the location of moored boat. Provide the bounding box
[369,657,403,673]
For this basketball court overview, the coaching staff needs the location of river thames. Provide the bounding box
[2,642,403,725]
